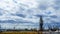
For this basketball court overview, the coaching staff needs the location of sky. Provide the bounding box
[0,0,60,29]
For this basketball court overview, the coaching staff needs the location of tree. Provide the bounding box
[25,28,28,31]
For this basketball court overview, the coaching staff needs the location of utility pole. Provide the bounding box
[38,16,43,34]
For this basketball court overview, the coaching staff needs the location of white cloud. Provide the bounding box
[0,0,60,29]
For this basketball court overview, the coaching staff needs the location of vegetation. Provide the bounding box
[0,31,38,34]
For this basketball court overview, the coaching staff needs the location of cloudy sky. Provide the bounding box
[0,0,60,29]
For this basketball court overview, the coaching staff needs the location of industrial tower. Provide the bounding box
[39,16,43,31]
[38,16,43,34]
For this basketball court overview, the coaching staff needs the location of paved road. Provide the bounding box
[42,31,60,34]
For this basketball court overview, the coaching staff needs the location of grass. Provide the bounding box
[0,31,38,34]
[1,31,58,34]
